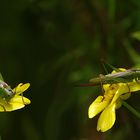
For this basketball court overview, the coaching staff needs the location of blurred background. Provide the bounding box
[1,0,140,140]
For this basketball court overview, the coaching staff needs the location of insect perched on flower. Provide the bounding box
[88,68,140,132]
[0,73,31,112]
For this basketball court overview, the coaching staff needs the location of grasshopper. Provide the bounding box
[89,68,140,85]
[0,73,14,99]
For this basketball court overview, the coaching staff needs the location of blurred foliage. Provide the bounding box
[1,0,140,140]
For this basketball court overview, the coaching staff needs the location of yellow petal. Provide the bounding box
[13,83,30,95]
[8,102,25,111]
[0,98,11,111]
[110,81,140,105]
[0,96,31,112]
[103,84,110,91]
[115,100,122,109]
[115,81,140,96]
[120,92,131,100]
[0,104,13,112]
[0,105,7,111]
[111,68,126,74]
[97,103,116,132]
[104,84,119,97]
[128,81,140,92]
[88,96,109,118]
[10,96,31,105]
[0,98,23,112]
[109,83,127,105]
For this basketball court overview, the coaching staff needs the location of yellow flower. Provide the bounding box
[0,83,31,112]
[88,69,140,132]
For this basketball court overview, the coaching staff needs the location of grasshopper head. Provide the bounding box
[0,81,14,98]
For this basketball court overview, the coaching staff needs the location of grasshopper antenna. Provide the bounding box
[100,59,109,74]
[100,59,121,72]
[99,74,105,95]
[0,104,6,112]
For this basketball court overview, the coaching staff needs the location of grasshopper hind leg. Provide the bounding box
[21,93,25,105]
[0,104,6,112]
[14,86,25,106]
[99,74,105,95]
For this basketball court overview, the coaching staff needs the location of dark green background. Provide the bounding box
[0,0,140,140]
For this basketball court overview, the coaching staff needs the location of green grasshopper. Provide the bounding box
[77,59,140,87]
[89,68,140,85]
[0,73,30,112]
[0,73,16,111]
[0,73,15,100]
[88,59,140,85]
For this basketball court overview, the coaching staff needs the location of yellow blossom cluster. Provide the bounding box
[88,69,140,132]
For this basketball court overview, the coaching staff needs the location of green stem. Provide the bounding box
[122,101,140,119]
[108,0,115,23]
